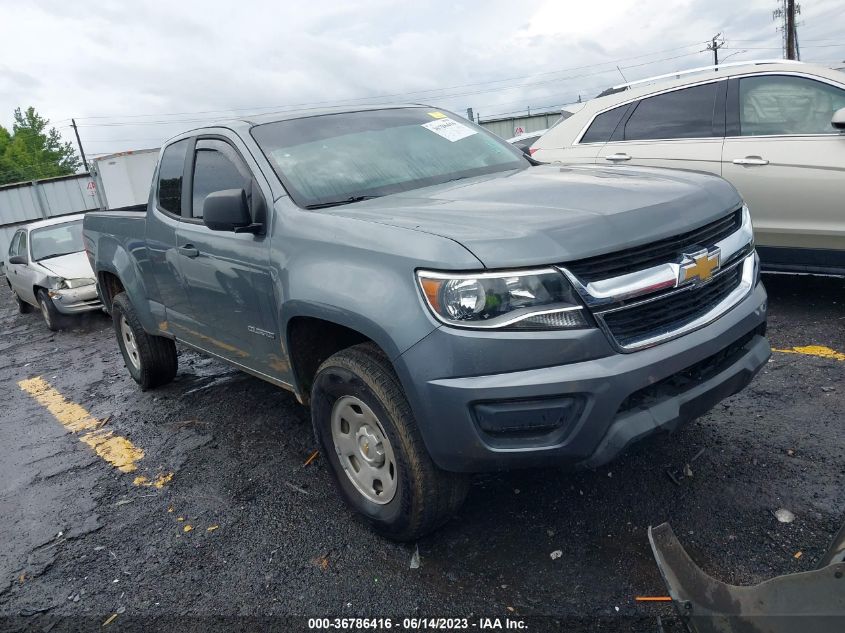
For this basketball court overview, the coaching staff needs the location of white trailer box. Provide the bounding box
[91,148,159,210]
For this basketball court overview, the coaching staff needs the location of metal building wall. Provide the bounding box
[479,111,563,139]
[0,174,99,261]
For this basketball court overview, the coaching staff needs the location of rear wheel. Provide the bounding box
[111,292,177,390]
[311,342,469,541]
[9,283,32,314]
[37,289,66,331]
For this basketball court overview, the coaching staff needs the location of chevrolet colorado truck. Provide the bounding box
[83,105,770,540]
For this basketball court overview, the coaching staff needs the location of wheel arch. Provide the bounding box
[284,308,400,404]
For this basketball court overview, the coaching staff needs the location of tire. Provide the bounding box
[10,283,32,314]
[37,289,66,331]
[111,292,177,390]
[311,342,469,541]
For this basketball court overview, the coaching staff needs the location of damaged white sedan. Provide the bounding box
[4,214,102,330]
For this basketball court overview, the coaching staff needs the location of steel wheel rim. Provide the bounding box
[40,299,51,325]
[120,315,141,371]
[330,395,397,504]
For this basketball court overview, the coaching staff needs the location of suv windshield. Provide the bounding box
[251,108,528,208]
[30,220,84,262]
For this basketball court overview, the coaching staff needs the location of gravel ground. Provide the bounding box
[0,273,842,632]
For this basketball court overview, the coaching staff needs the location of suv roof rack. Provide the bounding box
[604,59,803,93]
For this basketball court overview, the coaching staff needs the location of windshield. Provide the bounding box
[30,220,84,262]
[251,108,528,208]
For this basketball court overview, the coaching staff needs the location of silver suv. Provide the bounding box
[533,60,845,275]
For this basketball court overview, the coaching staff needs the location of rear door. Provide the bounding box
[144,139,201,344]
[535,104,629,164]
[597,81,725,175]
[721,73,845,258]
[6,231,30,302]
[175,136,280,375]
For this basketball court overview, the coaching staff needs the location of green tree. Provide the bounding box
[0,107,81,186]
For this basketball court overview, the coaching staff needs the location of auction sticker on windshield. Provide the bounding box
[421,117,477,142]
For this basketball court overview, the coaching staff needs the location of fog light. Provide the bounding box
[473,395,583,445]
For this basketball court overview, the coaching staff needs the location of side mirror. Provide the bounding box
[832,107,845,133]
[8,255,26,265]
[202,189,262,233]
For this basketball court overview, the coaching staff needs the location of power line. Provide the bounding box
[69,41,710,124]
[73,48,710,131]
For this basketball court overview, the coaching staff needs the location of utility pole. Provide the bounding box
[706,33,725,66]
[71,118,89,172]
[786,0,797,60]
[773,0,801,60]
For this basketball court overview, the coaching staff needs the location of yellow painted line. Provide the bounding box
[133,472,173,488]
[18,376,172,485]
[773,345,845,361]
[18,376,102,433]
[79,431,144,473]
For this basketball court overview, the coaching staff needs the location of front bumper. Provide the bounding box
[48,284,103,315]
[396,282,769,473]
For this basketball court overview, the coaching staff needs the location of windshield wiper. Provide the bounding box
[305,195,380,210]
[35,253,72,262]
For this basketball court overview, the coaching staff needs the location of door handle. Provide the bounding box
[605,153,631,162]
[178,245,199,258]
[732,156,769,166]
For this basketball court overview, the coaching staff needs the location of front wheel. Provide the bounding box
[111,292,178,390]
[311,343,469,541]
[37,289,66,331]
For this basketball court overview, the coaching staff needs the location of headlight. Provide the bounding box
[59,278,96,289]
[417,268,590,330]
[741,203,752,232]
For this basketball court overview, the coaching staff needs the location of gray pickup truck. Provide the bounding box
[84,105,770,540]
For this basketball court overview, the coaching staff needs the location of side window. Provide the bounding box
[580,106,627,144]
[624,82,719,141]
[19,232,28,259]
[739,75,845,136]
[157,139,189,215]
[191,141,251,219]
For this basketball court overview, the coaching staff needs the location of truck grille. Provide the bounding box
[599,265,743,348]
[566,209,742,282]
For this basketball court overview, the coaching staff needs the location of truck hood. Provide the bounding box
[35,251,95,280]
[322,165,743,268]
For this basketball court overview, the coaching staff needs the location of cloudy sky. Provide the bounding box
[1,0,843,160]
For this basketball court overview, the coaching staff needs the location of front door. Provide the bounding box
[175,138,280,376]
[721,74,845,260]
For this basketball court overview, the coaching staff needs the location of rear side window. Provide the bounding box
[624,83,719,141]
[580,105,627,144]
[191,141,251,218]
[157,140,189,215]
[739,75,845,136]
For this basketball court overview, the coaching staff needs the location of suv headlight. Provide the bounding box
[417,268,590,330]
[59,278,96,289]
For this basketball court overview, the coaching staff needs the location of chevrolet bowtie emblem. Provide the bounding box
[679,248,721,284]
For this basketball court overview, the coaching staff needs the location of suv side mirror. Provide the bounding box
[202,189,262,234]
[8,255,26,265]
[832,107,845,133]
